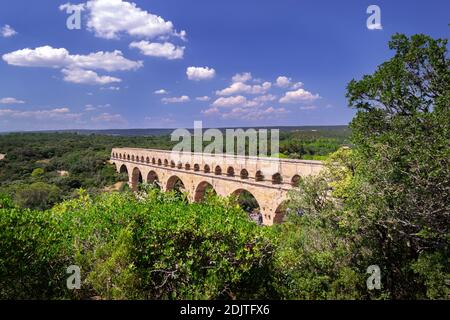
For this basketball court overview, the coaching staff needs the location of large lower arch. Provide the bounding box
[131,167,143,191]
[118,164,130,189]
[147,170,159,183]
[273,200,290,224]
[147,170,160,189]
[194,181,217,202]
[231,189,262,224]
[166,175,186,193]
[119,164,128,176]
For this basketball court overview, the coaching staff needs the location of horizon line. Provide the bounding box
[0,124,350,134]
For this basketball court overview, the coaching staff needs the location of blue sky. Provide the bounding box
[0,0,448,131]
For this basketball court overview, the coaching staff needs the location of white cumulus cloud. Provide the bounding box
[3,46,141,86]
[154,89,168,95]
[0,97,25,104]
[1,24,17,38]
[253,94,277,103]
[279,88,320,103]
[216,81,271,96]
[275,76,303,89]
[2,46,142,71]
[69,50,142,71]
[275,76,291,88]
[62,68,121,85]
[3,46,71,69]
[64,0,186,40]
[232,72,252,83]
[186,66,216,81]
[129,41,184,60]
[212,95,258,108]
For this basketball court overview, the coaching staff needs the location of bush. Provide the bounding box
[0,207,72,299]
[271,172,368,300]
[0,189,274,300]
[14,182,61,210]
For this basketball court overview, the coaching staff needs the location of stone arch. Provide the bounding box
[152,158,156,164]
[147,170,160,189]
[147,170,159,184]
[177,162,183,169]
[273,200,290,224]
[272,173,283,184]
[146,157,150,163]
[194,164,200,171]
[170,160,176,168]
[291,174,301,186]
[127,154,130,160]
[204,165,210,173]
[141,156,145,163]
[231,189,262,223]
[131,167,143,191]
[240,169,249,179]
[158,159,162,165]
[164,159,168,167]
[119,164,128,175]
[166,175,186,193]
[119,153,122,159]
[231,189,261,207]
[214,166,222,175]
[227,166,235,177]
[185,163,191,170]
[119,165,130,188]
[131,155,135,161]
[255,170,264,182]
[194,181,217,202]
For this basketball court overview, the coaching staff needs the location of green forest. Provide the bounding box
[0,34,448,300]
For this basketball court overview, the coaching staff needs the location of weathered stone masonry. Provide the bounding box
[110,148,323,226]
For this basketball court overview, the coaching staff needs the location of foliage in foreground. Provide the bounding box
[271,33,449,300]
[346,33,449,299]
[0,189,274,300]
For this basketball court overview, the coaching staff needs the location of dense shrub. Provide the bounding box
[0,207,72,299]
[0,189,274,300]
[14,182,61,210]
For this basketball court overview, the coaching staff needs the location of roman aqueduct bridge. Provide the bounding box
[110,148,324,225]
